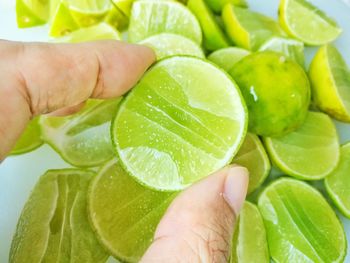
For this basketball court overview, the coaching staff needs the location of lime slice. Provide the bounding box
[207,47,250,72]
[88,160,177,262]
[325,143,350,218]
[309,44,350,122]
[231,201,269,263]
[264,111,340,180]
[230,51,310,137]
[232,133,270,194]
[258,36,305,67]
[187,0,230,51]
[10,169,108,263]
[111,0,134,17]
[205,0,247,14]
[112,56,247,191]
[16,0,50,28]
[11,117,43,155]
[222,5,285,51]
[41,99,121,167]
[49,1,80,37]
[105,4,129,31]
[128,0,202,44]
[140,33,204,60]
[258,178,347,263]
[279,0,342,46]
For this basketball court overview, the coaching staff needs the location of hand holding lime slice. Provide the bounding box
[208,47,250,72]
[16,0,50,28]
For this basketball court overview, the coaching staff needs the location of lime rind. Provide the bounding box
[105,4,129,31]
[208,47,250,72]
[205,0,248,14]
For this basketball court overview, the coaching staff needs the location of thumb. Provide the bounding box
[141,166,249,263]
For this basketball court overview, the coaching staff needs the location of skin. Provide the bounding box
[0,40,248,262]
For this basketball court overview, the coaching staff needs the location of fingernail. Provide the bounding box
[223,166,249,215]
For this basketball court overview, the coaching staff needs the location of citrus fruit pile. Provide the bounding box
[9,0,350,262]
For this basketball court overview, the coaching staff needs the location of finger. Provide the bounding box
[47,102,86,117]
[141,166,249,263]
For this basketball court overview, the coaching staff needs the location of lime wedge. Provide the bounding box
[232,133,270,194]
[112,56,247,191]
[258,178,347,263]
[49,1,80,37]
[111,0,134,17]
[264,111,340,180]
[11,117,43,155]
[10,169,108,263]
[205,0,247,14]
[128,0,202,44]
[140,33,204,60]
[231,201,269,263]
[222,4,285,51]
[279,0,342,46]
[41,99,121,168]
[309,44,350,122]
[207,47,250,72]
[104,4,129,31]
[258,36,305,67]
[187,0,230,51]
[16,0,50,28]
[88,160,177,262]
[325,143,350,218]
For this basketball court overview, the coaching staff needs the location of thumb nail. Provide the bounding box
[223,166,249,215]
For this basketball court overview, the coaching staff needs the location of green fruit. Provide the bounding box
[16,0,50,28]
[205,0,247,13]
[208,47,250,72]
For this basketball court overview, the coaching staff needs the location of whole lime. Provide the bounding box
[230,51,310,137]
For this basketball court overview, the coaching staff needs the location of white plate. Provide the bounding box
[0,0,349,262]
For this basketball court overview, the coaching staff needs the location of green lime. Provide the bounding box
[264,111,340,180]
[140,33,204,60]
[11,117,43,155]
[205,0,247,14]
[88,160,177,262]
[10,169,108,263]
[49,1,79,37]
[230,51,310,137]
[187,0,230,51]
[231,201,269,263]
[41,99,121,168]
[258,178,347,263]
[325,143,350,218]
[279,0,342,46]
[222,5,285,51]
[232,133,270,194]
[128,0,202,44]
[111,0,134,17]
[207,47,250,72]
[16,0,50,28]
[309,44,350,122]
[112,56,247,191]
[104,4,129,31]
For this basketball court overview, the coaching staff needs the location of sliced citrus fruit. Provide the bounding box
[140,33,204,60]
[205,0,247,14]
[264,111,340,180]
[88,160,177,262]
[207,47,250,72]
[112,56,247,191]
[104,4,129,31]
[111,0,134,17]
[325,143,350,218]
[128,0,202,44]
[41,99,121,167]
[16,0,50,28]
[232,133,270,194]
[279,0,342,45]
[10,169,108,263]
[309,44,350,122]
[258,178,347,263]
[231,201,269,263]
[49,1,80,37]
[222,4,285,51]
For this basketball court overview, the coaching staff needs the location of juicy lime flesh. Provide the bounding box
[230,51,310,137]
[49,1,79,37]
[128,1,202,44]
[105,5,129,31]
[231,202,269,263]
[258,178,347,263]
[16,0,50,27]
[140,33,204,60]
[113,56,247,191]
[67,0,111,13]
[232,133,270,194]
[88,160,177,262]
[208,47,250,72]
[10,169,108,263]
[325,143,350,218]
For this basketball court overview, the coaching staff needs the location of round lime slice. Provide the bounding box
[232,133,270,194]
[16,0,50,28]
[112,56,247,191]
[264,111,340,180]
[88,160,177,262]
[231,201,269,263]
[325,143,350,218]
[258,178,347,263]
[207,47,250,72]
[128,0,202,44]
[140,33,204,60]
[309,44,350,123]
[279,0,342,46]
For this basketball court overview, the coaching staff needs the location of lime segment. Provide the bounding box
[16,0,50,28]
[208,47,250,72]
[49,1,79,37]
